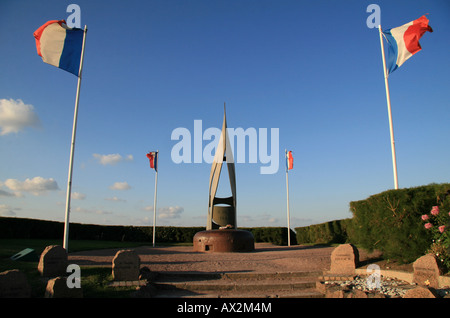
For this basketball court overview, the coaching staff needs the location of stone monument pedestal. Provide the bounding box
[193,229,254,253]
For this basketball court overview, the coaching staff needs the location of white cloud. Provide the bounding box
[142,205,184,219]
[158,206,184,219]
[109,181,131,190]
[240,213,278,225]
[105,196,126,202]
[72,192,86,200]
[268,217,278,224]
[3,177,59,196]
[0,189,16,197]
[0,98,40,135]
[239,213,314,228]
[93,153,133,165]
[73,207,113,215]
[0,204,20,216]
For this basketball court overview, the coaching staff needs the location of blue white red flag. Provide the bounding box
[34,20,84,76]
[382,15,432,74]
[146,152,158,172]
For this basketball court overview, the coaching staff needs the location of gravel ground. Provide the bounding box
[323,275,413,298]
[323,275,450,298]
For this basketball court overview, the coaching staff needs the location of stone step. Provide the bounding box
[152,271,325,298]
[154,270,322,281]
[155,278,318,292]
[155,288,324,298]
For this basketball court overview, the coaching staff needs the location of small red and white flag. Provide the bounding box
[146,151,158,171]
[286,151,293,171]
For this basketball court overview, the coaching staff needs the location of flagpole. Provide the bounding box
[285,149,291,247]
[378,25,399,190]
[63,25,88,252]
[152,150,159,247]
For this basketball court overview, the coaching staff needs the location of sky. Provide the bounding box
[0,0,449,231]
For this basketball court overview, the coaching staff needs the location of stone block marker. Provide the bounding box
[45,277,83,298]
[112,250,141,281]
[0,269,31,298]
[328,244,359,276]
[38,245,68,277]
[412,254,441,288]
[402,286,436,298]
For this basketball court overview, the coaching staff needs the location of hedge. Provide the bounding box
[295,219,353,245]
[349,183,450,263]
[0,217,206,243]
[0,217,294,246]
[296,183,450,264]
[243,227,297,246]
[0,217,64,240]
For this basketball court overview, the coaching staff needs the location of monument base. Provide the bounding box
[193,229,254,253]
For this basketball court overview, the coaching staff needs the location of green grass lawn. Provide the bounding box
[0,238,169,298]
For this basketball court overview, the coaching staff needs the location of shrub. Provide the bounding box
[420,194,450,272]
[0,217,294,245]
[349,183,450,263]
[295,219,351,245]
[243,227,297,246]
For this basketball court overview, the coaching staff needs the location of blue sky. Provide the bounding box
[1,0,449,230]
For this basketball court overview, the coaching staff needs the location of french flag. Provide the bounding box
[146,152,158,172]
[382,15,433,74]
[34,20,84,76]
[286,151,293,171]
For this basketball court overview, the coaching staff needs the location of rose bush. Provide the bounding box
[421,199,450,272]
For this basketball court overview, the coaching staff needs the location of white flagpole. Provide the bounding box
[285,149,291,247]
[63,25,88,251]
[152,151,159,247]
[378,25,399,190]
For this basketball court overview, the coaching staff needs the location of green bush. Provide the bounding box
[295,183,450,265]
[0,217,64,239]
[349,183,450,263]
[0,217,294,246]
[420,198,450,272]
[295,219,352,245]
[0,217,202,243]
[243,227,297,246]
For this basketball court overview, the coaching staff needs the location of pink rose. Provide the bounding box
[424,223,433,229]
[431,206,439,216]
[439,225,446,233]
[421,214,429,221]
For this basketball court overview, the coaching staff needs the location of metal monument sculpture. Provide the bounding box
[207,104,236,230]
[193,105,254,253]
